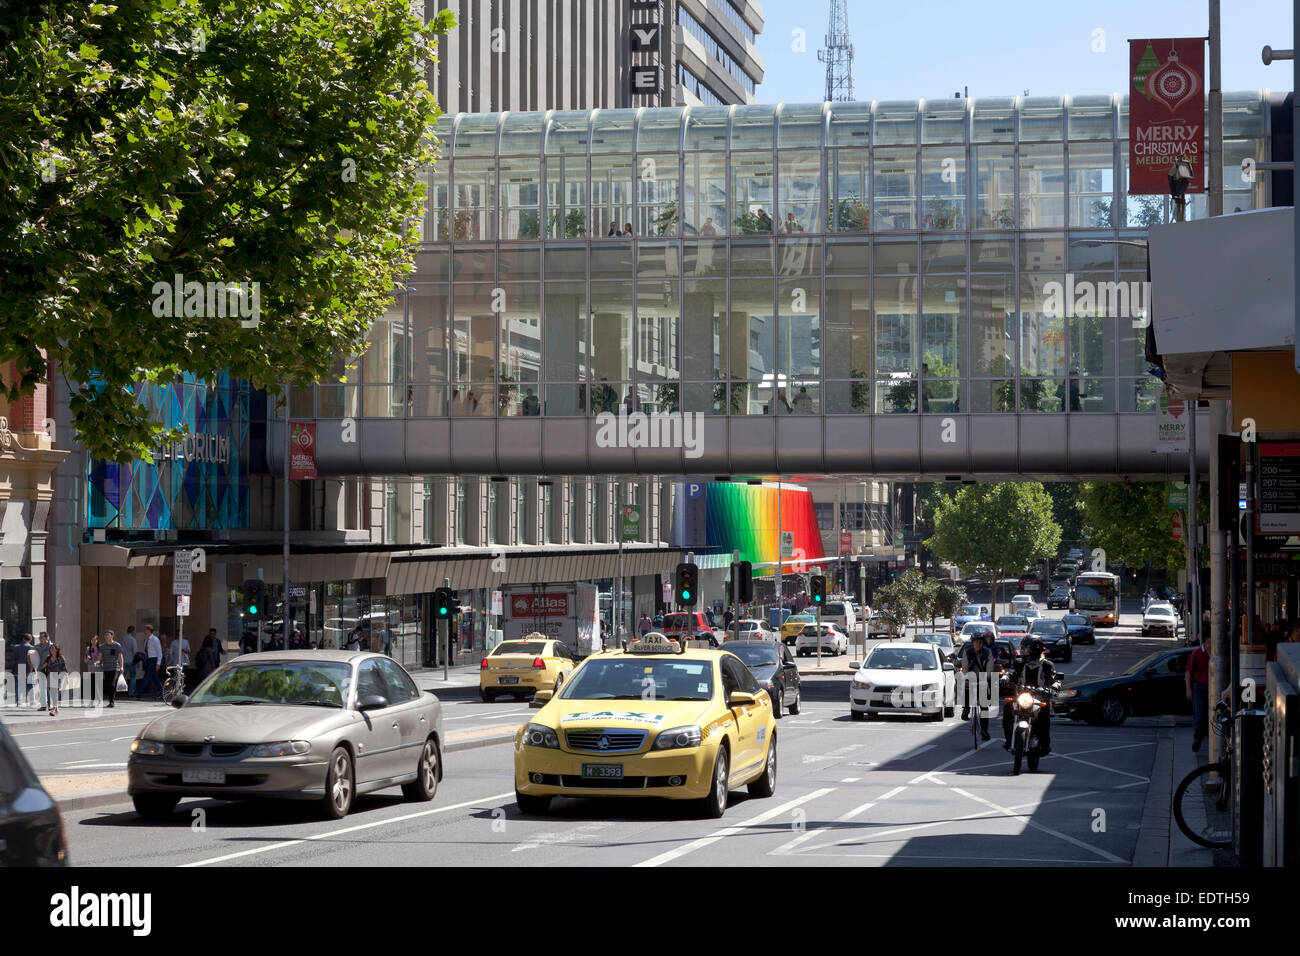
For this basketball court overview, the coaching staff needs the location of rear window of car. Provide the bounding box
[492,641,548,656]
[1063,615,1089,625]
[662,614,695,630]
[996,616,1026,627]
[1029,620,1066,636]
[824,603,846,616]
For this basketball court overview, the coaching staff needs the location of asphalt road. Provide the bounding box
[44,609,1195,867]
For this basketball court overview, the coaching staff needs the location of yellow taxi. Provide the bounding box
[480,634,578,702]
[780,613,817,644]
[513,639,778,818]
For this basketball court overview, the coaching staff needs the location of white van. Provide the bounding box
[820,599,856,634]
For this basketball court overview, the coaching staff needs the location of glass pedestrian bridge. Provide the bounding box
[284,95,1272,478]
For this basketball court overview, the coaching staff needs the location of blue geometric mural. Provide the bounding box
[87,373,250,531]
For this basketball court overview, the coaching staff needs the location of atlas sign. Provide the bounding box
[509,593,569,617]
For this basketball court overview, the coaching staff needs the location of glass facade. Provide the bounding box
[311,97,1268,421]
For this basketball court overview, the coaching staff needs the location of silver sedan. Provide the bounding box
[128,650,443,820]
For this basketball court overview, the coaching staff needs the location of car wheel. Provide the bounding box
[1064,642,1073,663]
[788,689,801,715]
[323,746,354,820]
[401,737,440,802]
[747,736,777,798]
[515,789,551,815]
[850,708,865,721]
[698,746,730,819]
[943,702,955,718]
[1096,694,1128,726]
[132,794,179,821]
[773,688,784,719]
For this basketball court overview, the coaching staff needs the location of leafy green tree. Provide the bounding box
[0,0,453,461]
[925,482,1062,618]
[894,570,941,636]
[1043,482,1086,551]
[1079,481,1206,577]
[869,581,908,639]
[934,581,968,633]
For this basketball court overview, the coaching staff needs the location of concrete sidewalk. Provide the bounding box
[1134,716,1219,866]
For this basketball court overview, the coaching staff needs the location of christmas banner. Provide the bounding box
[289,421,317,480]
[1128,38,1206,195]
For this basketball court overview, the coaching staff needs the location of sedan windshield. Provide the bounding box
[960,606,982,616]
[188,661,352,707]
[864,647,937,671]
[727,644,780,668]
[1063,615,1090,626]
[915,633,952,647]
[1030,620,1066,636]
[1147,606,1175,618]
[560,658,714,701]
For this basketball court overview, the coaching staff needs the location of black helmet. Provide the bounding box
[1026,637,1045,657]
[1019,636,1034,653]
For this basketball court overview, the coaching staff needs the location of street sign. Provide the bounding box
[1156,393,1190,452]
[780,531,794,559]
[620,504,641,542]
[1172,511,1184,542]
[893,530,904,549]
[1259,442,1300,533]
[491,589,503,616]
[1167,481,1188,510]
[173,549,193,596]
[176,595,191,617]
[661,579,672,604]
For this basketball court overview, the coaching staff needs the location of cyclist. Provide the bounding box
[1001,637,1058,754]
[959,632,993,740]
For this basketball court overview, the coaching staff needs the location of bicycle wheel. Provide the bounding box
[1173,761,1233,850]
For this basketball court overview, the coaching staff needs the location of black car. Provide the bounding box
[1062,613,1095,645]
[1046,587,1071,610]
[1054,646,1193,726]
[725,640,801,717]
[0,719,67,865]
[1027,618,1072,663]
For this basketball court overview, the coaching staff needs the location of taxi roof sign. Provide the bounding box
[628,639,683,654]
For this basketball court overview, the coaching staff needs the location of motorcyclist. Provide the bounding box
[959,632,993,740]
[1001,637,1058,754]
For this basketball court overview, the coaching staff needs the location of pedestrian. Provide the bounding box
[345,627,364,651]
[19,634,40,707]
[723,607,734,630]
[653,611,664,629]
[35,632,52,708]
[705,607,716,627]
[166,632,191,670]
[207,627,224,666]
[639,613,652,637]
[195,636,218,682]
[40,645,68,716]
[98,629,124,708]
[119,625,139,698]
[140,625,164,699]
[1186,627,1211,753]
[83,634,101,703]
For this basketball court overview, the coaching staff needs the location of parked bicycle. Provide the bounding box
[160,664,186,705]
[1172,700,1233,849]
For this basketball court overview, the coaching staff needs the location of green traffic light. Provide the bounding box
[682,590,691,600]
[439,607,447,615]
[249,604,258,615]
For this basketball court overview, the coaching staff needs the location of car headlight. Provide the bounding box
[130,738,164,756]
[523,723,560,749]
[250,740,311,757]
[1016,692,1036,708]
[654,725,703,750]
[854,679,873,690]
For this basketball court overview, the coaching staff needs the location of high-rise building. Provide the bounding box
[428,0,765,112]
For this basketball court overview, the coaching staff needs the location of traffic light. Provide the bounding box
[242,579,264,618]
[675,562,699,607]
[434,587,458,620]
[834,566,845,590]
[810,575,826,606]
[729,561,753,603]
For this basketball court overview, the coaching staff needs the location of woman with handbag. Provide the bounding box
[41,645,68,716]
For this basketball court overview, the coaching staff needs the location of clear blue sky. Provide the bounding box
[753,0,1294,103]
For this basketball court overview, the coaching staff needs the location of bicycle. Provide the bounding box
[1172,700,1233,849]
[160,664,186,704]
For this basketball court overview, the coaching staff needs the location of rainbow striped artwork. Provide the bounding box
[675,481,825,573]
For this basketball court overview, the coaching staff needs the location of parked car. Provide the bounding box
[1062,613,1096,645]
[1142,602,1179,637]
[795,623,849,657]
[1046,587,1072,610]
[0,719,67,865]
[849,642,956,720]
[725,640,801,716]
[1055,646,1193,725]
[953,604,991,628]
[128,650,444,821]
[1027,617,1072,663]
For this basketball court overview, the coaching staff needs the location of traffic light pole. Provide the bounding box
[443,576,451,682]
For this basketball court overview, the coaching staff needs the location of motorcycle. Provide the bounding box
[1006,682,1058,774]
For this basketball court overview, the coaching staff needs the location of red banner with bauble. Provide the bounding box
[1128,37,1206,195]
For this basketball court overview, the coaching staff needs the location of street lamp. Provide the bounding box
[1168,155,1195,223]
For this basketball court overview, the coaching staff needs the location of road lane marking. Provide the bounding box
[10,721,150,738]
[1053,751,1149,783]
[20,742,84,750]
[771,785,906,856]
[513,821,616,852]
[182,791,517,867]
[443,709,529,721]
[57,761,126,769]
[634,788,834,868]
[840,777,860,783]
[948,786,1126,863]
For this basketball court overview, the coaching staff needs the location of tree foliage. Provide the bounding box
[1078,481,1206,576]
[0,0,454,460]
[925,482,1061,617]
[1042,482,1086,549]
[934,581,968,631]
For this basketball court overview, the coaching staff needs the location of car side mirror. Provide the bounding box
[1143,669,1158,679]
[728,691,757,707]
[943,662,955,672]
[848,661,860,670]
[358,694,388,711]
[170,695,188,709]
[530,689,553,709]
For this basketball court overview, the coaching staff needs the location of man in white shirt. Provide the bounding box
[141,625,164,698]
[166,635,191,667]
[119,626,139,698]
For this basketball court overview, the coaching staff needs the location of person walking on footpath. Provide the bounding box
[40,645,68,716]
[36,633,51,709]
[19,634,39,708]
[140,625,164,699]
[207,628,224,667]
[195,636,219,683]
[98,630,124,708]
[1186,626,1211,753]
[119,625,139,699]
[83,635,102,704]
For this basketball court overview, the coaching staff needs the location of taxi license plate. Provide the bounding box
[182,768,225,784]
[581,763,623,779]
[499,675,519,684]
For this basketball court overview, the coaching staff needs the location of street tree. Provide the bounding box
[925,483,1061,618]
[1079,481,1207,578]
[934,581,968,633]
[870,582,909,640]
[894,569,940,636]
[0,0,454,460]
